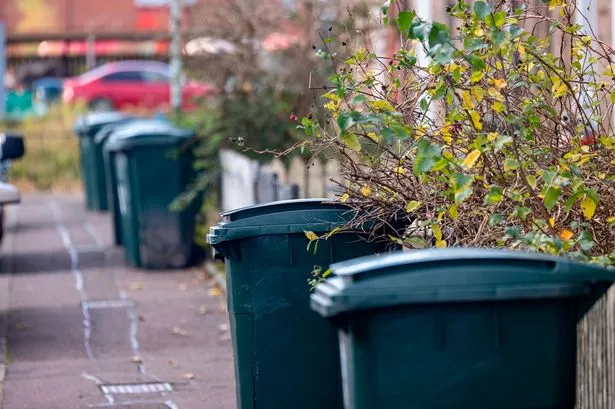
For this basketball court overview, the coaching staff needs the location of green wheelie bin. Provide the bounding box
[73,111,134,211]
[311,248,615,409]
[105,119,201,268]
[206,200,401,409]
[90,117,136,211]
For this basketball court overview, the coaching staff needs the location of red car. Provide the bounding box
[62,60,213,111]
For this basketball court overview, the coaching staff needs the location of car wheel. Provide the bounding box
[89,98,114,112]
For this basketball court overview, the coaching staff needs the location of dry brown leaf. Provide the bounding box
[183,373,195,380]
[132,356,143,364]
[129,282,144,291]
[138,315,146,322]
[172,326,192,337]
[208,287,223,297]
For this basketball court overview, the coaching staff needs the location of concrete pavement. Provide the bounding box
[0,193,235,409]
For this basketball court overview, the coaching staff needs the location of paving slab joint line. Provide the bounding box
[204,261,226,293]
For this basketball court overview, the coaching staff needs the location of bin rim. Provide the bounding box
[93,117,138,144]
[105,118,194,152]
[310,248,615,317]
[73,111,132,135]
[220,198,346,220]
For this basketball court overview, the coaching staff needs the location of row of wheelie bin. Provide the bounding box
[207,199,615,409]
[73,112,201,269]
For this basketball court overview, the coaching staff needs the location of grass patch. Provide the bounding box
[2,105,82,191]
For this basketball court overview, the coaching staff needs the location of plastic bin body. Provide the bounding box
[311,249,615,409]
[90,118,135,211]
[73,112,132,211]
[207,200,399,409]
[106,119,200,268]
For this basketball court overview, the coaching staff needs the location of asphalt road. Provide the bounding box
[0,193,235,409]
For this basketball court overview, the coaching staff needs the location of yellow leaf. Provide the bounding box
[607,216,615,224]
[549,0,564,10]
[518,45,526,60]
[367,132,381,143]
[471,87,485,103]
[470,71,484,83]
[432,223,443,241]
[552,81,567,98]
[448,205,458,220]
[474,27,485,37]
[208,287,223,297]
[460,90,474,110]
[492,101,506,113]
[370,100,396,112]
[436,239,447,248]
[559,229,574,241]
[304,230,319,241]
[393,166,406,175]
[462,150,482,169]
[526,174,538,190]
[487,87,505,101]
[326,227,341,239]
[360,185,372,197]
[406,201,422,212]
[468,110,483,131]
[487,132,499,142]
[339,193,350,202]
[580,196,597,220]
[492,78,507,90]
[549,218,555,228]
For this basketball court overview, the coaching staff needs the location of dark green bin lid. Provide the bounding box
[73,111,132,136]
[94,117,138,144]
[311,248,615,317]
[207,199,357,245]
[105,119,194,152]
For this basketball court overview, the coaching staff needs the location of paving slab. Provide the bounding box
[2,193,235,409]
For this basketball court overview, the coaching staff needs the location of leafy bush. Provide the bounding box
[296,1,615,265]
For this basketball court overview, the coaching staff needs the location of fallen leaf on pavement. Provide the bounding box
[138,315,146,322]
[172,326,192,337]
[198,305,209,315]
[218,323,229,333]
[183,373,196,380]
[129,282,144,291]
[208,287,223,297]
[132,356,143,364]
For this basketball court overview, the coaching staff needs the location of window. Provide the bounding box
[141,70,169,83]
[101,71,144,82]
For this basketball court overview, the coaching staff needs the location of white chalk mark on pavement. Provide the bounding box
[50,201,94,361]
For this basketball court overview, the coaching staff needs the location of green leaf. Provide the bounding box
[410,19,431,42]
[489,213,504,225]
[491,30,510,47]
[337,111,355,131]
[514,206,531,220]
[396,11,413,35]
[494,134,513,151]
[420,98,429,112]
[467,54,486,71]
[452,173,474,204]
[432,84,448,100]
[464,36,488,52]
[352,94,368,104]
[341,133,361,152]
[508,24,524,39]
[503,158,519,171]
[484,185,503,204]
[491,11,506,28]
[474,1,492,20]
[406,201,422,212]
[413,139,442,175]
[544,187,561,210]
[405,236,427,249]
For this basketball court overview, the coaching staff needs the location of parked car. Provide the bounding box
[62,60,214,111]
[0,133,25,246]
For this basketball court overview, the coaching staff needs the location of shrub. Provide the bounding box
[296,1,615,265]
